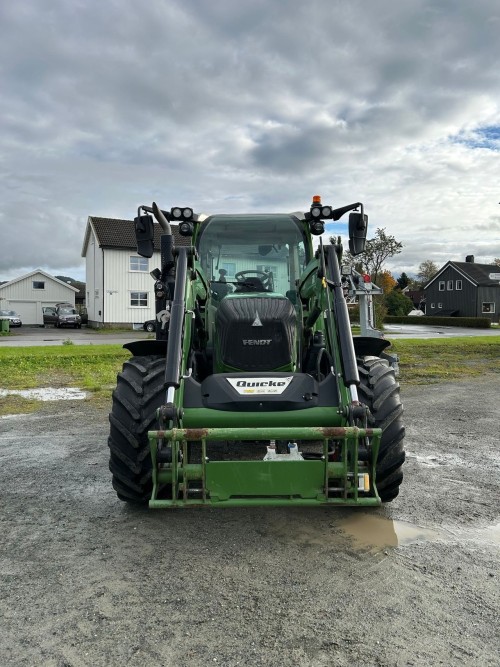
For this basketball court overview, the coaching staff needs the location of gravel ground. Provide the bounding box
[1,377,498,667]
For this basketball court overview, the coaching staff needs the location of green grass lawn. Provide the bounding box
[0,337,498,415]
[387,336,500,383]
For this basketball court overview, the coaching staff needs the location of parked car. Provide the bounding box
[55,307,82,329]
[0,309,22,327]
[78,307,88,325]
[143,319,155,332]
[42,307,58,326]
[43,305,82,328]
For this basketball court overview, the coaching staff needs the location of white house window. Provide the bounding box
[482,302,495,314]
[33,281,45,290]
[456,280,462,290]
[130,291,148,307]
[438,281,445,291]
[130,256,148,272]
[447,280,453,290]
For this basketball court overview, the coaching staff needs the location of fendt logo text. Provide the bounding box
[242,339,272,346]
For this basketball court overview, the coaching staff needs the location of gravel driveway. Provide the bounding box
[1,377,498,667]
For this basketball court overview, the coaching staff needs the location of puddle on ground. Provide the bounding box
[338,514,441,549]
[270,513,499,552]
[0,413,31,420]
[0,387,87,401]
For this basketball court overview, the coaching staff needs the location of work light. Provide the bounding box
[309,219,325,235]
[170,206,194,221]
[179,221,194,236]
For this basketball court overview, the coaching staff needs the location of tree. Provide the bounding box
[494,258,500,267]
[377,270,397,293]
[340,228,403,284]
[396,272,410,290]
[416,260,439,287]
[384,290,414,316]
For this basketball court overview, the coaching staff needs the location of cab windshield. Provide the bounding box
[196,215,308,298]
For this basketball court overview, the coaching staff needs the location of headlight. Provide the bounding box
[309,220,325,235]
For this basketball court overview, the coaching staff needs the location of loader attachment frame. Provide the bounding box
[148,425,381,508]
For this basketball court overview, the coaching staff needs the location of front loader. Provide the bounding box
[108,196,405,507]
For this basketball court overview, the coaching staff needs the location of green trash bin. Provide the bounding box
[0,317,10,333]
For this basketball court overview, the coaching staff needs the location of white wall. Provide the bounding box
[102,249,160,324]
[85,230,104,323]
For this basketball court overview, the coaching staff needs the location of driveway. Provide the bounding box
[0,377,498,666]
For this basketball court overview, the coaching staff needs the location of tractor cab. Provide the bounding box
[196,214,310,373]
[195,213,310,303]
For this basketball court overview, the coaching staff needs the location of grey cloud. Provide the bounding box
[1,0,500,278]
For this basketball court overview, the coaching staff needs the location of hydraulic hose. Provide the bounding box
[164,247,188,390]
[325,244,360,387]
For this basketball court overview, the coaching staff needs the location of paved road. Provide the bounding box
[1,323,499,348]
[383,323,500,339]
[0,326,151,347]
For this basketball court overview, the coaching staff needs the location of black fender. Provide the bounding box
[123,340,168,356]
[352,336,391,358]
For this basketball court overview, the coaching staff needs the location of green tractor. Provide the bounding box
[108,197,405,507]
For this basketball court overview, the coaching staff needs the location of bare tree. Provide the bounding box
[340,228,403,283]
[416,260,439,287]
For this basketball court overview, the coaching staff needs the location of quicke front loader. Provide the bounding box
[108,196,405,507]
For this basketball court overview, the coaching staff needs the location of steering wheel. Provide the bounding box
[234,270,270,290]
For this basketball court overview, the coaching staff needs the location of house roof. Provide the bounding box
[0,269,79,292]
[425,261,500,289]
[82,217,189,256]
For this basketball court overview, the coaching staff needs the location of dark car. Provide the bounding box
[55,307,82,329]
[42,307,57,326]
[0,309,22,327]
[143,319,155,332]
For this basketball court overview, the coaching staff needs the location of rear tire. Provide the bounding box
[108,355,165,503]
[357,356,405,502]
[146,322,155,333]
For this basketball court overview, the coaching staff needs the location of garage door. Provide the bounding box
[8,301,40,325]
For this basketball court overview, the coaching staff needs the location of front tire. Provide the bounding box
[108,355,165,503]
[146,322,155,333]
[357,356,405,502]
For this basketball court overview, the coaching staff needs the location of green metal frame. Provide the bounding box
[149,426,381,508]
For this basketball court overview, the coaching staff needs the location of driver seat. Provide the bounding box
[235,277,266,292]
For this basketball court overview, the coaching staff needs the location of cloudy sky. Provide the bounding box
[1,0,499,282]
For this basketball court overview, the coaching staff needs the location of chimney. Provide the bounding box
[465,255,474,263]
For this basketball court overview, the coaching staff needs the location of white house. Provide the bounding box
[81,217,187,328]
[0,270,78,325]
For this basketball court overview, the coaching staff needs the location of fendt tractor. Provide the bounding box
[108,196,405,508]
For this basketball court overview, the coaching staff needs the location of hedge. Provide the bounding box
[384,316,491,328]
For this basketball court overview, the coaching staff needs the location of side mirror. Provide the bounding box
[348,212,368,256]
[134,214,154,258]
